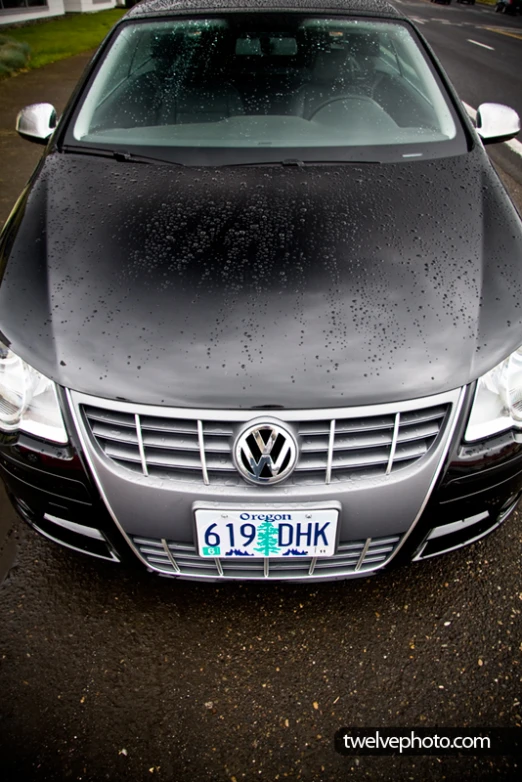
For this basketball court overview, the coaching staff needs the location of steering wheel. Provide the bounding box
[308,94,360,121]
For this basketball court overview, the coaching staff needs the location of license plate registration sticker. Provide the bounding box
[195,509,339,558]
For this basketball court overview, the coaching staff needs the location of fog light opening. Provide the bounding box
[498,492,521,523]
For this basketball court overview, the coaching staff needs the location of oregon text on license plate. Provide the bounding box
[195,509,339,558]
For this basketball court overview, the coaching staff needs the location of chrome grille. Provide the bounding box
[83,403,448,486]
[294,406,448,483]
[132,534,402,580]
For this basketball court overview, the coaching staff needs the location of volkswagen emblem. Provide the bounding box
[234,420,298,485]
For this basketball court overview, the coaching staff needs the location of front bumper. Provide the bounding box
[1,384,521,581]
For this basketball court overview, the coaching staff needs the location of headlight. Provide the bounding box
[0,341,68,443]
[465,346,522,441]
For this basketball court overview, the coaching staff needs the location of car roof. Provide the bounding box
[126,0,404,22]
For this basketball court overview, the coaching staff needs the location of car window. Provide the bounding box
[70,14,466,164]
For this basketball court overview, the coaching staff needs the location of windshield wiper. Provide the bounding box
[60,145,186,167]
[223,158,381,168]
[60,147,381,168]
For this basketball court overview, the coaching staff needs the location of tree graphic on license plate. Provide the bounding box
[254,519,281,556]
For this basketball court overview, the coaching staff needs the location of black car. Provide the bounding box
[496,0,522,14]
[1,0,521,581]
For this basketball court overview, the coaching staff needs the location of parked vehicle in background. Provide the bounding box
[496,0,521,13]
[1,0,522,582]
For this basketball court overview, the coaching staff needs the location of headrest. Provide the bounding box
[312,47,351,83]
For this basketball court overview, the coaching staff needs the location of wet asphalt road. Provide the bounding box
[398,0,522,118]
[1,9,522,782]
[1,512,522,781]
[397,0,522,187]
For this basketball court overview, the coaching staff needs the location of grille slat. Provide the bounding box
[140,546,170,556]
[301,429,396,452]
[141,416,199,435]
[91,421,139,443]
[148,556,173,565]
[142,432,201,451]
[103,441,142,464]
[300,435,330,452]
[142,449,204,470]
[394,441,429,461]
[199,437,232,454]
[132,534,402,579]
[400,406,447,425]
[334,416,395,434]
[84,403,448,485]
[173,559,220,570]
[332,447,393,470]
[83,407,135,427]
[203,423,235,436]
[362,555,388,564]
[396,421,440,442]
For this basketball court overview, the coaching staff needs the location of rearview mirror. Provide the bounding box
[476,103,520,145]
[16,103,57,145]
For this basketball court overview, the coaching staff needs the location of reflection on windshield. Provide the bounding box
[73,15,461,162]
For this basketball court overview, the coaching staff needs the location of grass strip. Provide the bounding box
[2,9,125,71]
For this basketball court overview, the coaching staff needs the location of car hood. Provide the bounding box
[1,148,522,409]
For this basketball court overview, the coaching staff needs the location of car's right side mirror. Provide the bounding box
[16,103,57,145]
[476,103,520,145]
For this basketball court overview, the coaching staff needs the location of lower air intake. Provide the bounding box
[132,534,402,580]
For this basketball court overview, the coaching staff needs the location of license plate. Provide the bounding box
[195,508,339,558]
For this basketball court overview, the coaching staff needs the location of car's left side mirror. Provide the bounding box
[476,103,520,145]
[16,103,57,145]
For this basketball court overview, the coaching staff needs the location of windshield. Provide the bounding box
[69,14,466,164]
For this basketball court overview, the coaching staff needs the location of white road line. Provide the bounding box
[506,138,522,159]
[462,101,522,160]
[467,39,495,51]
